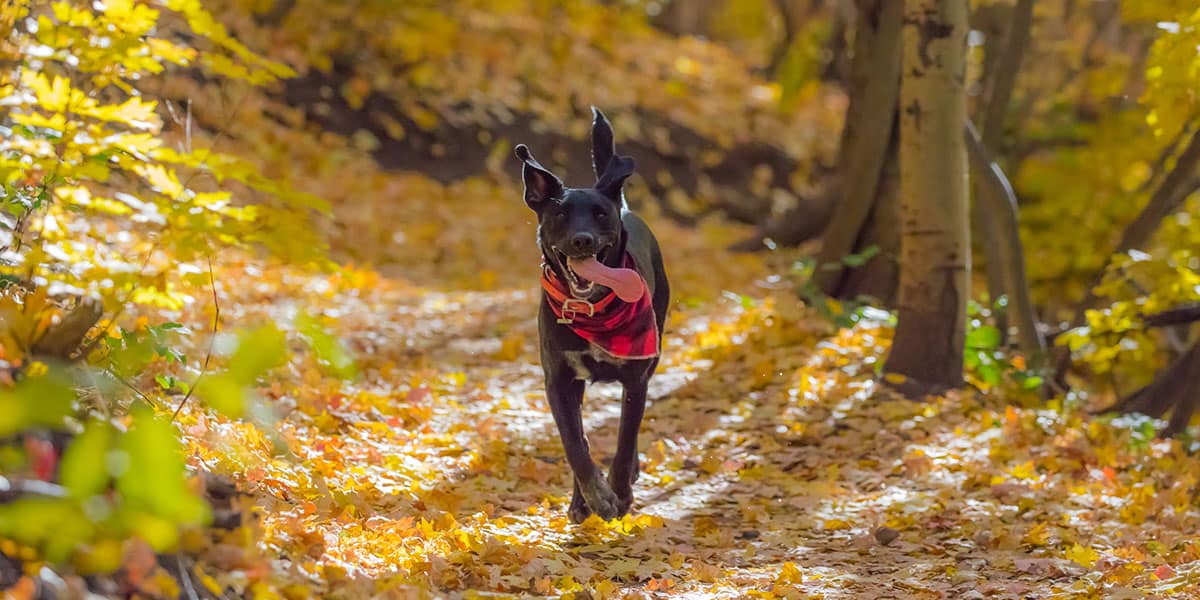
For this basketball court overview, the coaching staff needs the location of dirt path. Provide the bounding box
[174,243,1199,599]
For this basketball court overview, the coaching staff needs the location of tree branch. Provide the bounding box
[765,0,798,77]
[1143,304,1200,329]
[964,121,1046,365]
[0,476,67,504]
[1057,128,1200,380]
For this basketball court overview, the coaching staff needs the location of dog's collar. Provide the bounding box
[540,252,658,359]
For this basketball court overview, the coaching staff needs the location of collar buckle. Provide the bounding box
[557,298,594,324]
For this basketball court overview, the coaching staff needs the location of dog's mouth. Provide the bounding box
[556,246,610,297]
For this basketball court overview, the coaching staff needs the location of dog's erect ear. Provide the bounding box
[594,154,635,202]
[515,144,564,210]
[590,107,615,180]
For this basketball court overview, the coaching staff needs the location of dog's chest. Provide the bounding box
[564,345,626,381]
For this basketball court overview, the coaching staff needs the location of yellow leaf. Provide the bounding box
[1010,461,1038,481]
[1066,543,1100,568]
[1023,522,1051,547]
[593,579,618,599]
[775,561,803,584]
[823,518,851,531]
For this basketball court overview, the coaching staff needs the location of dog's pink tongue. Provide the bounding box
[568,257,644,302]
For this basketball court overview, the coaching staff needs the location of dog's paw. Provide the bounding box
[607,473,634,517]
[567,491,592,524]
[580,475,620,520]
[613,492,633,517]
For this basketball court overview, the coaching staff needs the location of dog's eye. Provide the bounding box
[594,210,608,222]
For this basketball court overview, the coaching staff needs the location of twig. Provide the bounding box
[105,366,156,408]
[176,553,200,600]
[172,255,219,422]
[0,476,67,503]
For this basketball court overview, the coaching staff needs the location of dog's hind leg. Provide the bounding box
[546,371,620,521]
[609,365,652,516]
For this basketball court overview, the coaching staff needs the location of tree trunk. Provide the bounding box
[973,0,1034,339]
[811,0,903,299]
[978,0,1032,151]
[884,0,970,393]
[820,0,854,83]
[651,0,720,36]
[836,125,900,303]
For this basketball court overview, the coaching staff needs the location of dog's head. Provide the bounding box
[516,107,635,298]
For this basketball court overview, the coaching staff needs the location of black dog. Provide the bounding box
[515,108,669,522]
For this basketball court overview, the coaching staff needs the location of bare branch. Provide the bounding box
[1143,304,1200,329]
[172,255,220,422]
[964,121,1046,364]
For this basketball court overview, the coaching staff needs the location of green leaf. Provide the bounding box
[0,370,75,437]
[155,374,173,390]
[0,497,93,563]
[228,324,288,383]
[842,245,880,267]
[966,325,1002,350]
[297,313,358,379]
[1020,375,1044,390]
[115,410,207,538]
[977,361,1003,385]
[60,421,113,498]
[199,372,247,418]
[964,349,982,370]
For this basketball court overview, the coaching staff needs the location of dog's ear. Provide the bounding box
[594,154,635,202]
[515,144,564,210]
[590,107,616,180]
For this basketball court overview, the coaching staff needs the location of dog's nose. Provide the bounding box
[569,232,597,254]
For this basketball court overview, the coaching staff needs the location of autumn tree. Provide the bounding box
[0,0,334,581]
[807,0,903,304]
[879,0,970,392]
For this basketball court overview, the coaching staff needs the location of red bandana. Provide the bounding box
[540,252,660,359]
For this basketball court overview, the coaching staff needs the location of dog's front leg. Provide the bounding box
[546,370,620,521]
[609,367,652,516]
[567,477,591,523]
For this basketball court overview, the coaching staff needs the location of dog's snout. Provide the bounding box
[569,232,597,254]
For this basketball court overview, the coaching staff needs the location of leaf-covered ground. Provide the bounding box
[156,200,1200,599]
